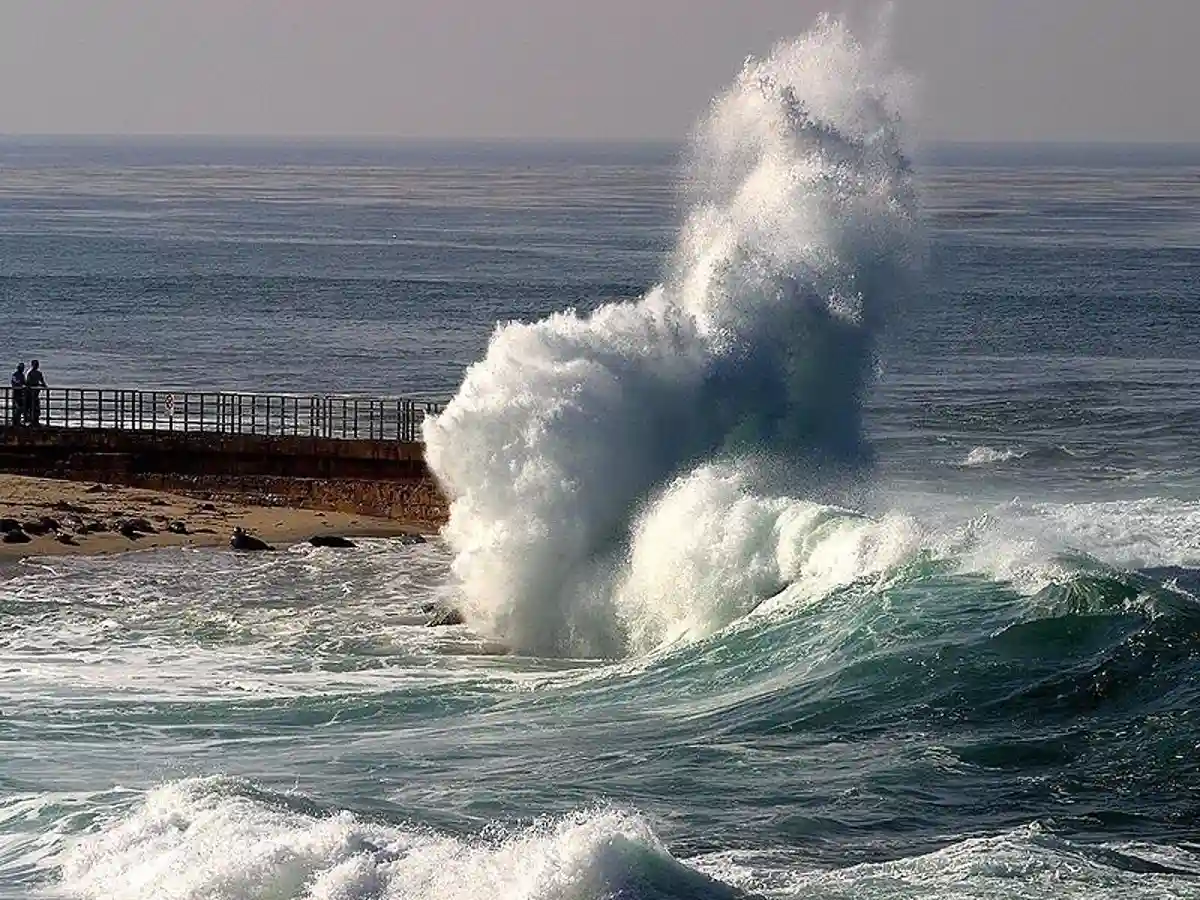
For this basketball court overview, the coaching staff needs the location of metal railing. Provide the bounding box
[0,387,446,442]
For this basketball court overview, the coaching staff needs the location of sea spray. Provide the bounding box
[424,17,921,657]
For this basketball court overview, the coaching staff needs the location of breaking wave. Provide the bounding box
[425,17,920,657]
[49,778,1200,900]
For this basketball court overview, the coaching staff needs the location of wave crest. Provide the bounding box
[55,778,735,900]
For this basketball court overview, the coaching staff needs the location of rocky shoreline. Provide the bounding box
[0,474,430,559]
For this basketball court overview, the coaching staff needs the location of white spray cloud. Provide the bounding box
[425,17,920,657]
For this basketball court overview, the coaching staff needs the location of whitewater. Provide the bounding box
[425,18,919,658]
[3,14,1200,900]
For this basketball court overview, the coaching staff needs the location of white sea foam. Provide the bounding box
[47,780,1200,900]
[961,446,1025,467]
[693,823,1200,899]
[614,463,923,652]
[51,778,731,900]
[425,17,919,658]
[0,538,516,708]
[863,491,1200,596]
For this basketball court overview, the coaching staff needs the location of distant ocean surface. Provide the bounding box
[4,58,1200,900]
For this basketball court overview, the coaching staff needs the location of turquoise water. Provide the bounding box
[4,22,1200,900]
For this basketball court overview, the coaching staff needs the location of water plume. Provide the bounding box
[425,16,920,657]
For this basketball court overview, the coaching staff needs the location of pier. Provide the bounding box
[1,387,446,442]
[0,387,451,526]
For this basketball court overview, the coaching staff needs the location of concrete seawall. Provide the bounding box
[0,427,449,528]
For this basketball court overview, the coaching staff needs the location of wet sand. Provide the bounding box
[0,474,423,559]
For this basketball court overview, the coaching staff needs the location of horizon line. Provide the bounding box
[1,133,1199,148]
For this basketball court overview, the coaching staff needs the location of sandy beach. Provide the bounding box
[0,474,425,559]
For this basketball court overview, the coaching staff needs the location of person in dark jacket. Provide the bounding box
[24,359,46,426]
[9,363,25,426]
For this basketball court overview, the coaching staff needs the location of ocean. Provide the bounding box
[3,22,1200,900]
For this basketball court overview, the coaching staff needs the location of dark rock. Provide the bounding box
[22,520,52,536]
[425,603,465,627]
[115,517,157,534]
[39,516,59,532]
[230,527,273,552]
[83,520,110,534]
[309,535,357,549]
[118,523,143,540]
[167,521,189,535]
[198,502,218,512]
[398,533,428,546]
[52,501,93,514]
[56,533,79,546]
[2,530,31,544]
[84,484,104,494]
[0,518,21,533]
[148,498,168,507]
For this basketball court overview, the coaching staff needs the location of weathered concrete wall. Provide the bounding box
[0,426,448,527]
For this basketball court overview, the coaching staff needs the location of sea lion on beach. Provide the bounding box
[309,535,356,548]
[230,527,273,552]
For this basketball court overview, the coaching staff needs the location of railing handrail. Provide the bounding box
[0,385,449,443]
[1,385,448,401]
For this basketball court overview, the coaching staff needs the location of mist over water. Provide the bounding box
[425,18,920,658]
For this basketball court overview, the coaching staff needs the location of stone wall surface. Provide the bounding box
[0,426,448,527]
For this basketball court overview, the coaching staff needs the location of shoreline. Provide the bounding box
[0,474,431,560]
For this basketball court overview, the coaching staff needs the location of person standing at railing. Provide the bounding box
[24,359,46,426]
[9,362,25,426]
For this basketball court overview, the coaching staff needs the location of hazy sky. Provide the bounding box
[0,0,1197,142]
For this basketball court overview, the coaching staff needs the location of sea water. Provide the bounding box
[3,18,1200,899]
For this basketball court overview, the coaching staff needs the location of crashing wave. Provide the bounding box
[425,17,920,657]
